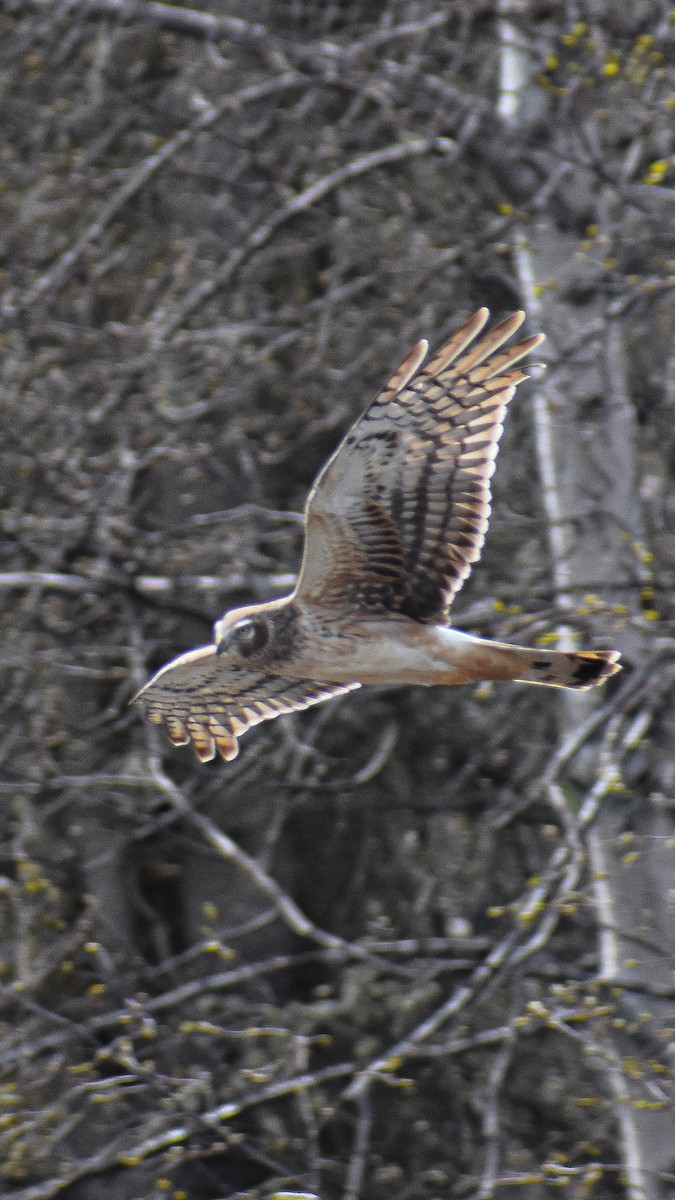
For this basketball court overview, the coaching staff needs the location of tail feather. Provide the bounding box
[430,629,621,690]
[513,648,621,690]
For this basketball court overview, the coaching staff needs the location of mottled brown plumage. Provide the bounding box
[136,309,621,762]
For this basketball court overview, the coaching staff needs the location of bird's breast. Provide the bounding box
[288,613,479,685]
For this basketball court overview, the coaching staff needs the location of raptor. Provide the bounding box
[136,308,621,762]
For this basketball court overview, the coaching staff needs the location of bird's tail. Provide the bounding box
[480,642,622,690]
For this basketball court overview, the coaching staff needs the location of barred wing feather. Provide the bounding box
[135,646,360,762]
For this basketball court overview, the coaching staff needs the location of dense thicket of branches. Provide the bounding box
[1,2,674,1198]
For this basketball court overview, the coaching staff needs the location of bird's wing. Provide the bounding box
[295,309,544,622]
[134,646,360,762]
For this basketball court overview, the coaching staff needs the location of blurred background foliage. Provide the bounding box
[0,2,673,1197]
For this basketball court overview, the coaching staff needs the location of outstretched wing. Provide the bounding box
[135,647,360,762]
[295,309,544,622]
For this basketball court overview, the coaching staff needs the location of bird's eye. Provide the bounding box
[230,618,269,657]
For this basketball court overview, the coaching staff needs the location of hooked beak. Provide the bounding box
[214,616,226,652]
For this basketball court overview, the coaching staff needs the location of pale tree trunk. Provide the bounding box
[499,12,675,1197]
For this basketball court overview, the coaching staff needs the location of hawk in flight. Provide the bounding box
[136,309,620,762]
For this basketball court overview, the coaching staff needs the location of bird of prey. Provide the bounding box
[135,308,621,762]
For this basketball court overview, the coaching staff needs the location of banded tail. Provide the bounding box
[488,643,621,690]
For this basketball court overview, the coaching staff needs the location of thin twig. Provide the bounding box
[6,1062,354,1200]
[149,136,457,341]
[3,75,300,318]
[147,755,400,971]
[342,1089,373,1200]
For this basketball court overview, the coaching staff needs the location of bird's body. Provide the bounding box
[217,602,613,688]
[136,309,621,763]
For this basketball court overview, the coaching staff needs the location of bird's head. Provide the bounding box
[214,604,271,661]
